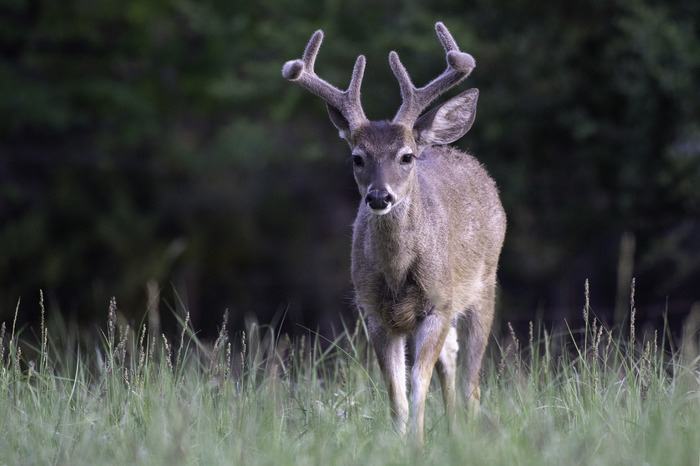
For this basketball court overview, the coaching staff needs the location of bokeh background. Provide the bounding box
[2,0,699,340]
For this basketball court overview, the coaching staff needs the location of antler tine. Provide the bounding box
[302,30,324,72]
[282,30,368,131]
[391,22,476,127]
[435,21,459,52]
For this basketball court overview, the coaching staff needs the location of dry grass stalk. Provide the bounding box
[543,327,551,373]
[603,328,613,372]
[9,298,19,360]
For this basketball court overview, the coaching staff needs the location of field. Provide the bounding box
[1,290,699,465]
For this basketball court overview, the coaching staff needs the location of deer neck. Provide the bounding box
[367,179,426,290]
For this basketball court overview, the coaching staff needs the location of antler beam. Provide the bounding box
[282,30,368,132]
[390,22,476,127]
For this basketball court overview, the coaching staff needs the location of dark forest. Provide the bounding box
[2,0,699,341]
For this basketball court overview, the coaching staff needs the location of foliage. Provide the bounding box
[1,0,699,332]
[0,294,698,464]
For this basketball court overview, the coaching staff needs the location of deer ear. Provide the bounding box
[327,103,351,140]
[414,88,478,146]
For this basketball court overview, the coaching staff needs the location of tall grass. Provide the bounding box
[1,287,698,465]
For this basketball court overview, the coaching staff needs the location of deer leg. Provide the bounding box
[462,327,486,414]
[411,312,450,448]
[368,319,408,434]
[435,325,458,432]
[460,294,494,414]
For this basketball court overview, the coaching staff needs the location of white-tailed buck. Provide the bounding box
[283,22,506,446]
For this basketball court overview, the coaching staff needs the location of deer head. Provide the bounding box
[282,22,479,215]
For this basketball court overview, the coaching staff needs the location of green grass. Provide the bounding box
[1,290,698,465]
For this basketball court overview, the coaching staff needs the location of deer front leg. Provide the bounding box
[411,312,451,448]
[368,317,409,434]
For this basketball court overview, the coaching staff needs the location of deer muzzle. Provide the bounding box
[365,188,396,215]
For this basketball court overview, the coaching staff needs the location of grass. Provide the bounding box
[1,286,699,465]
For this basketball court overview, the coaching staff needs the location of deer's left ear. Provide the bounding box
[414,88,478,147]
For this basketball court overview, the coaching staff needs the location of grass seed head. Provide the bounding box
[0,321,6,366]
[583,278,590,324]
[176,311,191,370]
[162,334,173,371]
[630,278,637,353]
[108,297,117,350]
[40,290,48,371]
[240,330,247,380]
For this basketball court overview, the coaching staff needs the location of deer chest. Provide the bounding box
[359,273,434,334]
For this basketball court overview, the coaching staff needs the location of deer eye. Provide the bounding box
[400,153,415,165]
[352,155,364,167]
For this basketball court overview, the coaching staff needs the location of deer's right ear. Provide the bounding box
[327,103,352,141]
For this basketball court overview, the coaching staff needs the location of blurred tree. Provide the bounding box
[0,0,698,336]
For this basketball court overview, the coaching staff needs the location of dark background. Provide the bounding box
[2,0,699,340]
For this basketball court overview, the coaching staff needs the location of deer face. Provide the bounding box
[333,88,479,215]
[348,122,417,215]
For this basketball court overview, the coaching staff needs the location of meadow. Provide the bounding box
[1,287,698,465]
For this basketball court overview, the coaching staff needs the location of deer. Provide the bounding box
[282,22,506,447]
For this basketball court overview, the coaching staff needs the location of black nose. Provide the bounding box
[365,189,395,210]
